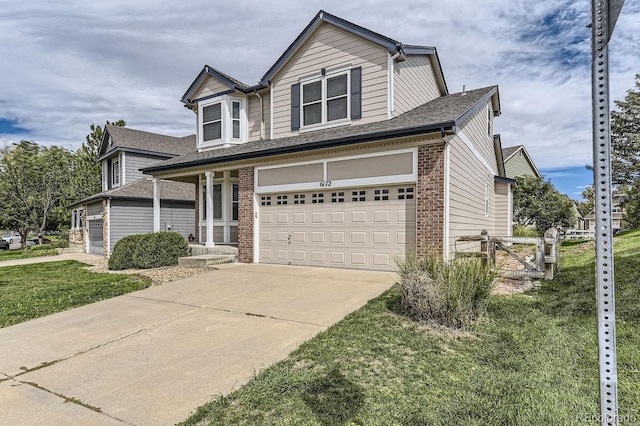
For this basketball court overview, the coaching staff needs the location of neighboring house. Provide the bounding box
[139,10,515,271]
[584,192,627,232]
[501,144,542,179]
[69,125,197,256]
[570,200,585,230]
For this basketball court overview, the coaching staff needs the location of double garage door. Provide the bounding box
[259,185,416,271]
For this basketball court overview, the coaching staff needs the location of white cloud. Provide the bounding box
[0,0,638,172]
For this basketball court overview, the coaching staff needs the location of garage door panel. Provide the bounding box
[330,231,345,244]
[350,231,367,244]
[372,231,390,245]
[259,185,416,271]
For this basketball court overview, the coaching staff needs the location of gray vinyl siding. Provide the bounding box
[270,22,389,139]
[109,200,195,252]
[504,152,539,179]
[124,153,167,183]
[87,201,103,216]
[393,55,440,116]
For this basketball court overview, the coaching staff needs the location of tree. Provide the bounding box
[577,185,595,217]
[0,141,73,245]
[611,74,640,227]
[68,120,126,203]
[513,176,576,233]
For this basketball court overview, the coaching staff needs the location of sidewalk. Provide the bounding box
[0,250,104,268]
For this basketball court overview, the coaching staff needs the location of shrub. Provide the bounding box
[108,232,188,270]
[397,254,500,329]
[108,235,145,270]
[513,225,540,237]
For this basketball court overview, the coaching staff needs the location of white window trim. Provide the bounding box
[198,172,239,242]
[484,182,490,217]
[111,155,121,187]
[299,67,351,132]
[197,95,247,150]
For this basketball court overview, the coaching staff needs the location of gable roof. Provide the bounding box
[501,144,542,178]
[180,66,267,105]
[181,10,448,107]
[68,178,194,208]
[97,125,196,161]
[143,86,497,174]
[260,10,447,94]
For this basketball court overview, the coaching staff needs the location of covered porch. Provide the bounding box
[152,169,240,248]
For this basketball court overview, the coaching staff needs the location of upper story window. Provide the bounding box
[111,158,120,187]
[291,66,361,132]
[198,96,246,149]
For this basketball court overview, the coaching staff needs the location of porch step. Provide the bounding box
[57,246,85,254]
[178,254,237,268]
[189,244,238,256]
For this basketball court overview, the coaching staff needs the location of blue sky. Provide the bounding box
[540,166,594,200]
[0,1,638,200]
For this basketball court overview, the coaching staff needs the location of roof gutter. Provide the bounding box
[142,121,455,174]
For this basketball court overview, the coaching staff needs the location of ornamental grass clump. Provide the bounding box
[397,254,500,329]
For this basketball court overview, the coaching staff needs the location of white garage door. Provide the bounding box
[259,185,416,271]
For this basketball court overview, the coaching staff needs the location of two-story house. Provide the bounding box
[140,10,515,271]
[68,125,197,256]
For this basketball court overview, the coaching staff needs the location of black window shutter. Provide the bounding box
[291,83,300,130]
[350,67,362,120]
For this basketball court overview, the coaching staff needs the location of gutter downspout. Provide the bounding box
[253,90,264,140]
[443,137,451,261]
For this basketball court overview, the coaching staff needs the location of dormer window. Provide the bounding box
[291,66,361,132]
[198,96,246,149]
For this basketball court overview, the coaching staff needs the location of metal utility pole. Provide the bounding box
[591,0,624,424]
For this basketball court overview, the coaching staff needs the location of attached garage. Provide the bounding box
[255,149,418,271]
[88,219,104,255]
[259,186,416,271]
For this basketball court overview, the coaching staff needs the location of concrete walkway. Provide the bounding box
[0,250,103,268]
[0,263,396,425]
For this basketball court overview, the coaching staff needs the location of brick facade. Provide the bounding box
[416,143,446,257]
[238,167,254,263]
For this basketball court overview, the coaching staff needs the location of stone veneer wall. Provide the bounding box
[102,199,109,257]
[238,167,254,263]
[416,143,446,257]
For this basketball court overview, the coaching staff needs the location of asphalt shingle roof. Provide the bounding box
[144,86,497,173]
[68,178,194,208]
[102,125,196,158]
[502,145,523,160]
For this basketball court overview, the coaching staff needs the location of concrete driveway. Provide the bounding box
[0,263,396,425]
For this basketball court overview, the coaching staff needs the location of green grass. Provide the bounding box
[0,260,151,328]
[181,230,640,425]
[0,246,59,261]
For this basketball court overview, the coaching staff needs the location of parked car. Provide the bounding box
[1,233,21,244]
[0,239,8,250]
[26,237,51,246]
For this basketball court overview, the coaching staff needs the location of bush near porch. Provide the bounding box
[109,232,189,270]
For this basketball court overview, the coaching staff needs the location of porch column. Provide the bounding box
[205,171,215,247]
[153,178,160,232]
[222,171,231,243]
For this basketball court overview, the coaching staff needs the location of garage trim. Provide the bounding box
[254,148,418,264]
[254,148,418,194]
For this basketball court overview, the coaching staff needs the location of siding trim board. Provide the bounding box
[456,129,497,176]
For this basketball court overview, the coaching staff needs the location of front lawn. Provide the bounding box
[0,260,151,328]
[182,231,640,425]
[0,246,59,261]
